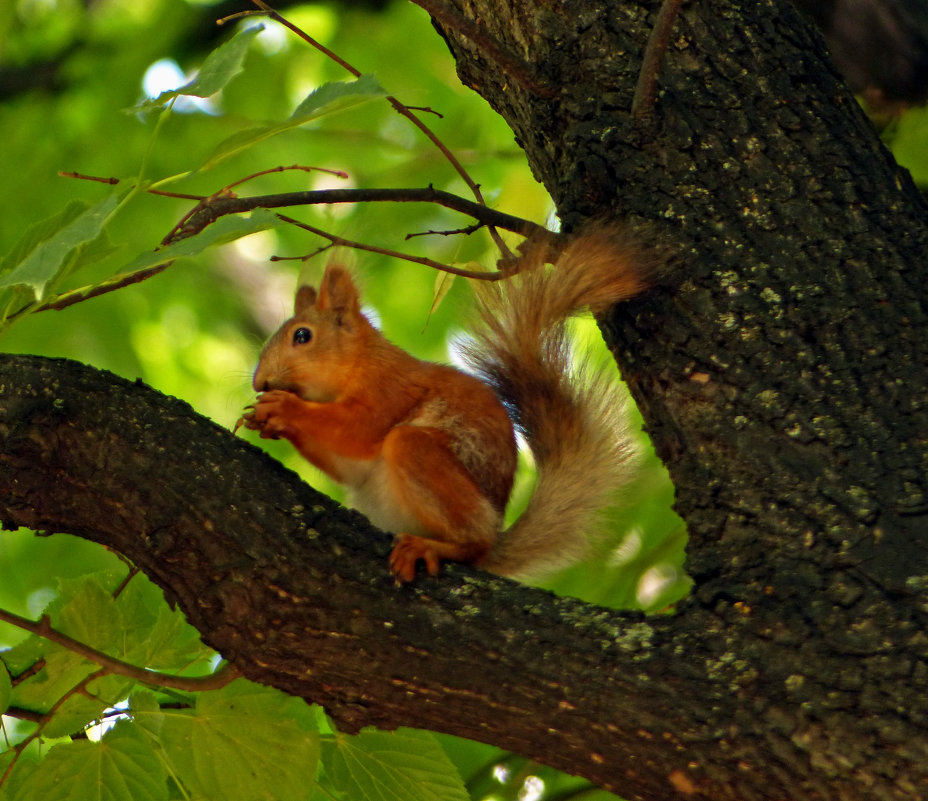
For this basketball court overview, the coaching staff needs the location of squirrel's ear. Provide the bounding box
[294,285,317,314]
[318,265,361,320]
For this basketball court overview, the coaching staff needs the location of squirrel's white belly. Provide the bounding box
[333,453,428,536]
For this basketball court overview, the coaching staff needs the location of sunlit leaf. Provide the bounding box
[11,723,167,801]
[160,680,320,801]
[8,643,97,714]
[202,74,385,170]
[127,690,165,739]
[429,269,457,319]
[134,25,264,111]
[53,575,125,654]
[0,749,38,801]
[325,729,469,801]
[0,195,120,303]
[117,578,213,670]
[42,676,134,740]
[117,208,282,274]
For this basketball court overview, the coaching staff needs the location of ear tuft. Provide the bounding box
[294,285,317,315]
[318,265,361,320]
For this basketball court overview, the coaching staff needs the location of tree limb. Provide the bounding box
[173,186,553,242]
[1,353,926,800]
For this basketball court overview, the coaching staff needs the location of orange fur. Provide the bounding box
[240,223,655,581]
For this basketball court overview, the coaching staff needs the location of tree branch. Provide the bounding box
[27,186,554,318]
[173,186,553,243]
[2,353,926,800]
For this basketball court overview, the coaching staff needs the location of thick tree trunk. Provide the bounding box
[2,1,928,800]
[426,0,928,797]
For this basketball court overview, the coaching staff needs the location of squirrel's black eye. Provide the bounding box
[292,327,313,345]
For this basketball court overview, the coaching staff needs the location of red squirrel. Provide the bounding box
[239,226,652,582]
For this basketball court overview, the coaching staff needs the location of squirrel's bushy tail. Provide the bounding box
[462,224,654,580]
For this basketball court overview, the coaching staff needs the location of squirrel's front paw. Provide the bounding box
[235,390,297,439]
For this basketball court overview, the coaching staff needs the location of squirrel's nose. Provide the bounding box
[253,371,269,393]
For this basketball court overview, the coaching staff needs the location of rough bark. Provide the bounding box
[425,0,928,797]
[2,0,928,800]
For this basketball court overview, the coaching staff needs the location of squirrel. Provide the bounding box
[238,225,653,582]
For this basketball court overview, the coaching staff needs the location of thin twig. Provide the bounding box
[1,707,44,724]
[58,171,120,185]
[632,0,685,120]
[0,607,241,692]
[111,565,141,599]
[32,263,173,315]
[10,659,46,687]
[403,105,443,118]
[405,223,483,240]
[59,170,206,201]
[224,164,349,191]
[274,214,506,280]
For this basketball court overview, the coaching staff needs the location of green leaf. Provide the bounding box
[0,202,84,276]
[0,194,120,303]
[159,680,320,801]
[324,729,469,801]
[117,578,213,671]
[128,690,165,738]
[0,661,11,713]
[8,644,97,714]
[134,25,264,111]
[118,208,282,274]
[11,723,167,801]
[42,675,135,740]
[202,74,385,170]
[0,749,38,801]
[429,269,457,318]
[53,574,125,654]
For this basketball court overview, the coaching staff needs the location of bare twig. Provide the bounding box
[60,171,206,201]
[404,105,444,118]
[0,607,241,692]
[111,565,141,599]
[224,164,349,191]
[632,0,685,120]
[274,214,507,280]
[36,263,173,315]
[405,223,483,240]
[1,707,44,724]
[9,659,45,687]
[58,171,120,185]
